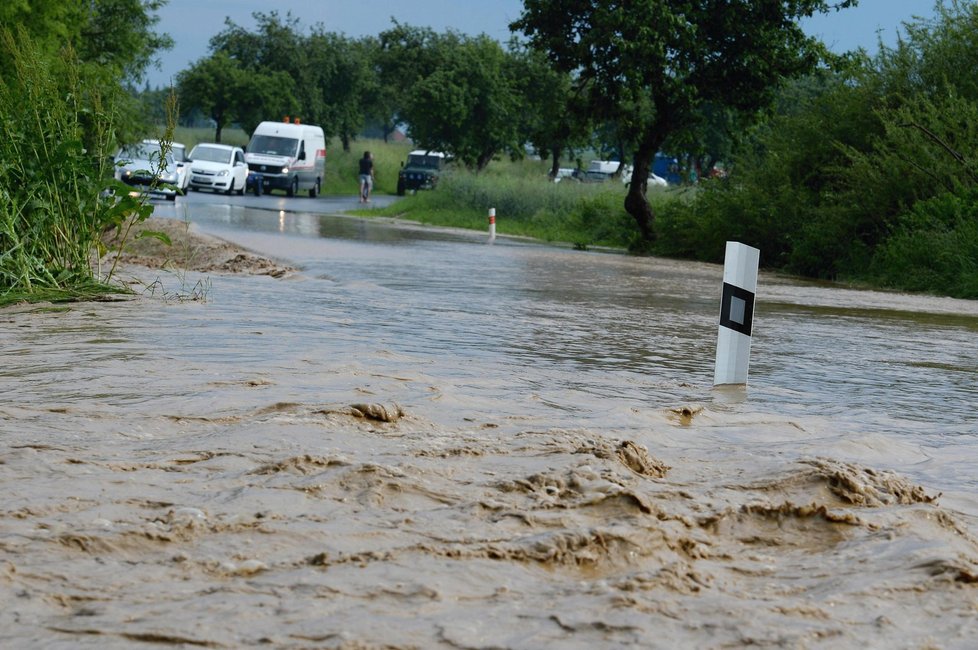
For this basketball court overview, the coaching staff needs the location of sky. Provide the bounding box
[146,0,939,88]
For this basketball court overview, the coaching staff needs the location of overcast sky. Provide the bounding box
[146,0,939,88]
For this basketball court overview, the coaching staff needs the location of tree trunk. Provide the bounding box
[476,150,494,172]
[550,147,562,179]
[624,144,656,243]
[341,133,350,152]
[214,121,223,144]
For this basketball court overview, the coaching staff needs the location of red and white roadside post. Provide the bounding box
[488,208,496,243]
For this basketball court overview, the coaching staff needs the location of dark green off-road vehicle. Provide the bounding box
[396,150,447,195]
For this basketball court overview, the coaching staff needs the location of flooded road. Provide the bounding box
[3,195,978,648]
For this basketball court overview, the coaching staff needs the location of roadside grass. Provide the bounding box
[320,139,413,196]
[369,156,680,250]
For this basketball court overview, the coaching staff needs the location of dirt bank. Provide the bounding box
[101,216,296,278]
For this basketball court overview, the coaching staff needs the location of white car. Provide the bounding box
[621,165,669,188]
[188,143,248,195]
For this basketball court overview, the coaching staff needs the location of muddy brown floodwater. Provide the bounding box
[3,203,978,649]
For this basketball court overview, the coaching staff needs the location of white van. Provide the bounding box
[245,120,326,197]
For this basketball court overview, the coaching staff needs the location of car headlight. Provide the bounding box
[281,167,289,174]
[217,169,229,177]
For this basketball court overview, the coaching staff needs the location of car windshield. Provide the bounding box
[407,154,442,169]
[249,135,298,157]
[191,146,233,164]
[118,144,173,166]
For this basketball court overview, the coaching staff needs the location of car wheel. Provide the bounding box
[287,176,298,197]
[396,178,405,196]
[226,179,234,195]
[309,178,319,198]
[237,181,244,196]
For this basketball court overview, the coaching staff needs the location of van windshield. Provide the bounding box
[249,135,298,157]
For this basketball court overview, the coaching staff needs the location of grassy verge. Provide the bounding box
[367,156,680,251]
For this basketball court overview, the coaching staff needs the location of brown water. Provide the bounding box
[3,202,978,648]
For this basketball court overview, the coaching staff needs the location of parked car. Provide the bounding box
[188,143,248,195]
[619,164,669,188]
[551,168,577,183]
[113,142,181,201]
[139,139,190,194]
[397,150,447,195]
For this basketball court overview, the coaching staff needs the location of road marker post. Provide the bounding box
[488,208,496,243]
[714,241,760,386]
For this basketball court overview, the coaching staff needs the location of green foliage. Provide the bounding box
[306,30,375,150]
[172,126,249,150]
[868,189,978,298]
[508,42,591,176]
[652,2,978,298]
[0,27,159,304]
[402,35,522,170]
[512,0,855,240]
[0,0,172,84]
[176,51,296,142]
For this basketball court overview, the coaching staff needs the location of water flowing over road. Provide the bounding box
[3,192,978,648]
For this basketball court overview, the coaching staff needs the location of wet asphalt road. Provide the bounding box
[158,187,401,216]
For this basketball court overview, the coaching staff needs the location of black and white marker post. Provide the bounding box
[714,241,760,386]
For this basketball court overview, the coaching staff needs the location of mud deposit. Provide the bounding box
[3,212,978,648]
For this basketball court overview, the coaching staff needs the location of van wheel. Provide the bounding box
[226,180,234,195]
[309,179,319,198]
[287,177,298,197]
[396,178,406,196]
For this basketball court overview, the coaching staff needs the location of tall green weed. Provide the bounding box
[0,28,159,305]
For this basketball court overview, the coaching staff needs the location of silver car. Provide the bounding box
[114,142,182,201]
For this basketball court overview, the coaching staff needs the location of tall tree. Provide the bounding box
[307,30,375,150]
[375,22,461,139]
[176,52,244,143]
[510,42,591,178]
[402,34,521,170]
[208,12,310,130]
[513,0,856,244]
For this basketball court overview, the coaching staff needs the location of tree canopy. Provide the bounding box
[512,0,856,242]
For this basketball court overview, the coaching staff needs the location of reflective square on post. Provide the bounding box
[720,282,754,336]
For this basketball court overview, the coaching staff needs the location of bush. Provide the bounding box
[868,190,978,298]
